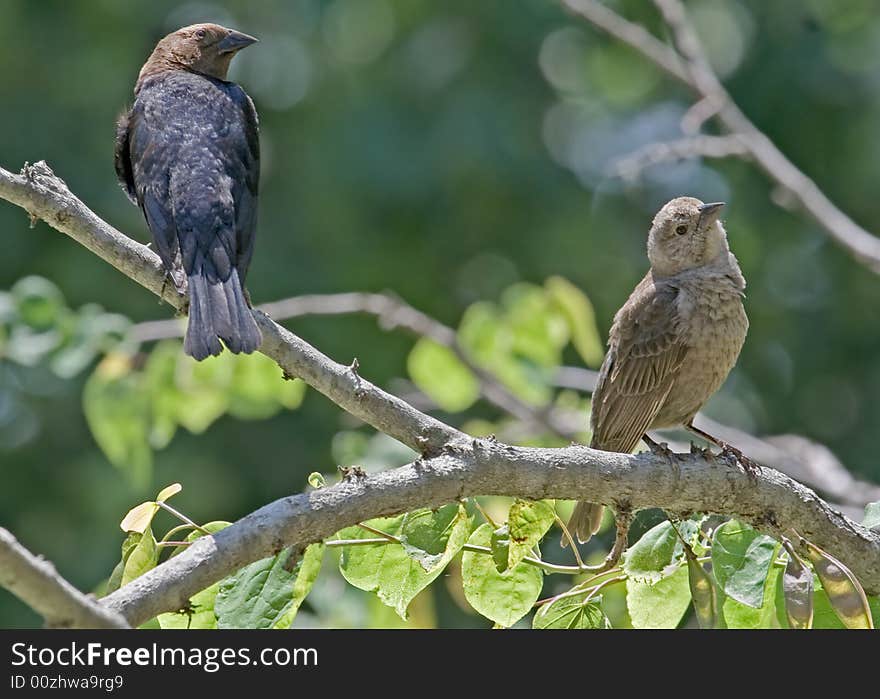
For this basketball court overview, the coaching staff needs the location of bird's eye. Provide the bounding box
[675,225,688,236]
[195,29,207,39]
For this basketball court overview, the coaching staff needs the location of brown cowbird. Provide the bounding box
[115,23,261,360]
[565,197,754,545]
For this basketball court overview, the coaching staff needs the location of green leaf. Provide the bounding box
[216,546,308,629]
[227,351,303,419]
[721,566,784,628]
[308,472,326,489]
[338,516,447,619]
[174,352,230,433]
[626,566,691,629]
[156,483,182,502]
[461,523,543,627]
[501,283,567,367]
[274,544,325,629]
[105,532,143,595]
[11,275,65,330]
[545,276,604,367]
[120,526,158,586]
[83,354,152,487]
[399,504,471,573]
[863,502,880,531]
[457,301,550,405]
[507,499,555,570]
[158,582,220,629]
[533,594,610,629]
[407,338,479,412]
[711,520,778,608]
[490,525,511,573]
[119,501,160,534]
[623,520,694,584]
[158,521,233,628]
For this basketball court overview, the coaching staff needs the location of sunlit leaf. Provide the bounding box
[721,567,784,628]
[626,566,691,629]
[83,354,152,486]
[507,499,555,570]
[623,520,696,584]
[338,516,447,619]
[120,526,158,586]
[534,594,609,629]
[274,544,325,629]
[399,504,471,573]
[545,276,604,367]
[119,501,159,534]
[407,338,479,412]
[216,546,306,629]
[156,483,182,503]
[461,523,543,627]
[711,520,777,608]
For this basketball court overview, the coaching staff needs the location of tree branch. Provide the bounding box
[0,528,129,628]
[562,0,880,273]
[2,160,878,629]
[132,291,574,439]
[0,161,465,456]
[100,443,880,626]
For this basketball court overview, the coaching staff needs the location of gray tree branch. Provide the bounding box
[2,160,879,629]
[100,443,880,626]
[0,528,129,628]
[562,0,880,273]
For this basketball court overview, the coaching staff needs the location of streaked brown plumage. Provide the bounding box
[565,197,750,545]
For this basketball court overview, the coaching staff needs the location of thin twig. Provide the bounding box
[562,0,880,272]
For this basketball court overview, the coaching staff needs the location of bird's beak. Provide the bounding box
[697,201,725,226]
[217,30,258,54]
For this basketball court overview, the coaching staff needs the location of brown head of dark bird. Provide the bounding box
[136,23,258,90]
[647,196,727,277]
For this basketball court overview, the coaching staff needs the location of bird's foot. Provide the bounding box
[643,435,679,480]
[718,444,761,481]
[690,442,716,461]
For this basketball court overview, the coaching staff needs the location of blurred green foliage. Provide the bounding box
[2,0,880,627]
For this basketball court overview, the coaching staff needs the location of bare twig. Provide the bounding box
[612,135,748,181]
[0,528,129,629]
[562,0,880,272]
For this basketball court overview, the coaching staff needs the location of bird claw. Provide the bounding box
[646,439,680,480]
[719,444,761,481]
[689,442,714,459]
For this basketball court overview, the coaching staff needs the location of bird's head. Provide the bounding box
[139,23,257,85]
[646,196,728,276]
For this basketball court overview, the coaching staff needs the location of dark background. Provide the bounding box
[2,0,879,627]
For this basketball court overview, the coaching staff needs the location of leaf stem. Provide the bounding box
[155,502,210,535]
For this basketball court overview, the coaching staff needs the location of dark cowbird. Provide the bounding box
[564,197,755,545]
[115,23,261,360]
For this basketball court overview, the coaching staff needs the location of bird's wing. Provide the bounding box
[589,273,688,453]
[226,85,260,283]
[113,108,137,204]
[124,97,180,272]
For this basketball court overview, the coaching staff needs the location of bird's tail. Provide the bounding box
[561,501,605,547]
[184,269,262,361]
